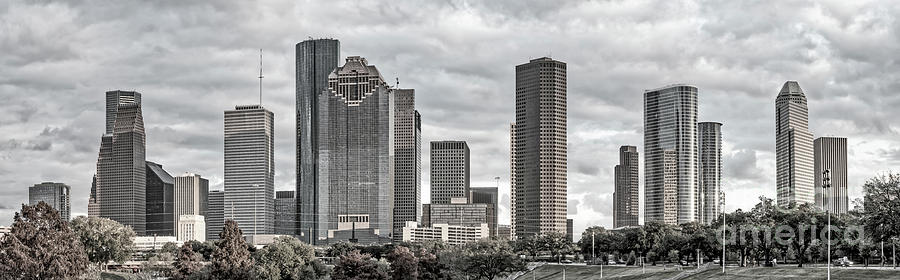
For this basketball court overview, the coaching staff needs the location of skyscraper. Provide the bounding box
[392,89,422,240]
[775,81,815,208]
[97,90,146,235]
[316,56,393,243]
[275,191,297,235]
[814,137,848,214]
[512,57,567,237]
[613,146,639,228]
[146,162,175,236]
[698,122,722,224]
[430,141,470,204]
[206,190,224,240]
[470,187,499,235]
[224,105,274,235]
[29,182,70,221]
[174,173,209,233]
[644,85,698,225]
[509,123,516,238]
[88,175,99,217]
[296,38,340,240]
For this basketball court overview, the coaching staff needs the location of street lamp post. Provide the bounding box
[720,190,726,274]
[823,169,831,280]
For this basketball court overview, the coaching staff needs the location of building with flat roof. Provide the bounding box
[224,105,275,236]
[401,221,488,245]
[814,137,848,214]
[177,215,206,242]
[644,84,698,225]
[511,57,568,238]
[29,182,70,221]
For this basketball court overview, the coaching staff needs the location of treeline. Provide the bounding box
[578,173,900,268]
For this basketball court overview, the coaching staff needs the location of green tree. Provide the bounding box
[185,240,217,261]
[71,216,136,269]
[749,196,779,265]
[0,202,90,279]
[579,226,618,262]
[252,236,326,280]
[209,220,254,279]
[172,243,204,280]
[333,250,389,280]
[622,226,650,265]
[387,246,418,280]
[448,239,526,280]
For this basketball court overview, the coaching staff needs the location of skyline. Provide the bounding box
[2,1,900,241]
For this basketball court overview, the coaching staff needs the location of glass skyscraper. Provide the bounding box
[28,182,70,221]
[644,85,698,225]
[96,90,146,235]
[296,38,340,242]
[775,81,815,208]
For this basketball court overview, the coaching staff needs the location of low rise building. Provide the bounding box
[177,215,206,242]
[401,221,488,245]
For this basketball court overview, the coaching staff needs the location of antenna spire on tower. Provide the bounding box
[258,49,264,105]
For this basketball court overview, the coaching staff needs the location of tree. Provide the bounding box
[578,226,617,262]
[773,203,826,267]
[447,239,526,280]
[252,236,326,280]
[680,222,715,264]
[0,202,90,279]
[622,226,650,265]
[185,240,217,261]
[513,235,541,260]
[333,250,389,280]
[70,215,135,269]
[172,243,204,280]
[209,220,254,279]
[749,196,779,265]
[327,241,357,258]
[536,232,576,262]
[387,246,418,280]
[861,173,900,268]
[415,247,449,280]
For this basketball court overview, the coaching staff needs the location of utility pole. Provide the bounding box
[824,169,831,280]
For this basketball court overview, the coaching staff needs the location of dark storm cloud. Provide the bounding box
[1,0,899,239]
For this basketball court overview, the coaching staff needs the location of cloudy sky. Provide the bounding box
[2,0,899,239]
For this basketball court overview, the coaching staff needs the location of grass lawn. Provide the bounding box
[516,264,900,280]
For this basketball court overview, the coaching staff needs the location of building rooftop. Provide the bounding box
[778,81,805,96]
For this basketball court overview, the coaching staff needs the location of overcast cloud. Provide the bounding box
[2,0,899,240]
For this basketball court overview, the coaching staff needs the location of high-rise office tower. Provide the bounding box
[430,141,470,204]
[146,162,175,236]
[174,173,209,233]
[296,38,340,240]
[470,187,499,235]
[316,56,394,243]
[509,123,516,238]
[88,175,99,217]
[177,215,206,242]
[206,190,224,240]
[644,85,698,225]
[275,191,297,235]
[392,89,422,240]
[814,137,848,214]
[97,90,146,235]
[775,81,815,208]
[105,90,141,135]
[613,146,639,228]
[698,122,722,224]
[512,57,567,237]
[224,105,274,235]
[29,182,70,221]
